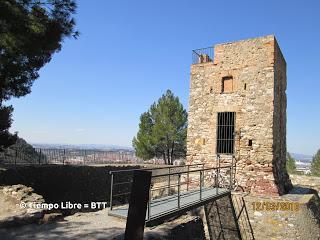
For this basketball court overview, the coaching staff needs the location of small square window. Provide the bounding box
[222,76,233,93]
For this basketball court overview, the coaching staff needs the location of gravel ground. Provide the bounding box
[0,209,126,240]
[0,209,202,240]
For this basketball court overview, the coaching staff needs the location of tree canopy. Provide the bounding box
[0,136,46,164]
[133,90,187,165]
[0,0,78,150]
[0,105,17,149]
[311,149,320,175]
[286,152,296,174]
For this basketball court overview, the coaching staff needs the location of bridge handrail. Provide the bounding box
[109,163,234,211]
[151,165,231,178]
[109,163,205,210]
[146,164,234,221]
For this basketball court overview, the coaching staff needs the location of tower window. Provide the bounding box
[216,112,235,154]
[248,139,253,146]
[222,76,233,93]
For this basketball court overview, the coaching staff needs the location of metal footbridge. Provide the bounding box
[108,161,254,240]
[109,164,232,225]
[109,186,229,224]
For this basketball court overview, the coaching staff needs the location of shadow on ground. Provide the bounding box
[0,220,125,240]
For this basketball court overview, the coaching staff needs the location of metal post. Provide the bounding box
[148,187,151,220]
[187,165,190,191]
[200,170,203,200]
[216,168,219,195]
[15,149,17,165]
[63,149,66,165]
[202,163,205,188]
[168,168,171,195]
[218,155,220,176]
[124,170,152,240]
[110,173,114,210]
[39,149,41,165]
[231,155,235,190]
[178,174,181,209]
[229,166,232,190]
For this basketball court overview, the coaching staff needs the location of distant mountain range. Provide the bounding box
[31,143,133,151]
[290,152,313,163]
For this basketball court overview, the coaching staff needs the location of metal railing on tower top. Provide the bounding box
[192,46,214,64]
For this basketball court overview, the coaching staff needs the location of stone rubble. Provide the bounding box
[0,184,45,228]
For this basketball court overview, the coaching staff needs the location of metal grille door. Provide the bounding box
[217,112,236,154]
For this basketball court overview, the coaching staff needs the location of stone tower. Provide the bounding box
[186,35,292,195]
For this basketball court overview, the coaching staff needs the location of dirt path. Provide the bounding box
[0,209,203,240]
[0,209,126,240]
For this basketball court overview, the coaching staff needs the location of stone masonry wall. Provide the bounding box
[186,35,292,195]
[273,40,292,194]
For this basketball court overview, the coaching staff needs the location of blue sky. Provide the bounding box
[8,0,320,155]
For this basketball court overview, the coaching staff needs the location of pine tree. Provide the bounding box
[0,105,17,150]
[311,149,320,175]
[0,0,78,149]
[133,90,187,165]
[286,152,296,174]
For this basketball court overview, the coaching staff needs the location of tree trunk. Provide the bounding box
[167,147,171,165]
[163,152,167,165]
[170,141,175,165]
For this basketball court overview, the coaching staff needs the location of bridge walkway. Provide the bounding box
[109,186,230,225]
[108,161,254,239]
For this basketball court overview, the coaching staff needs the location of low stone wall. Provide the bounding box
[0,164,143,206]
[290,174,320,194]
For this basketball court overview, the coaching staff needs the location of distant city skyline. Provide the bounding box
[30,143,314,160]
[7,0,320,155]
[31,142,133,150]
